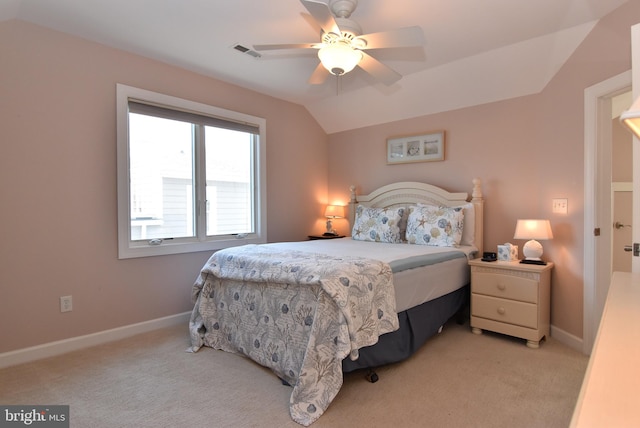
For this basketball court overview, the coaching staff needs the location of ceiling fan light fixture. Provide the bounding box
[318,43,362,76]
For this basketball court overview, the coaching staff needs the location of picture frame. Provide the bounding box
[387,130,445,164]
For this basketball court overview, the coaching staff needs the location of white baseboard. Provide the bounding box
[0,311,191,369]
[0,315,586,369]
[551,324,585,354]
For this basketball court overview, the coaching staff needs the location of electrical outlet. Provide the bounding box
[552,198,568,214]
[60,295,72,313]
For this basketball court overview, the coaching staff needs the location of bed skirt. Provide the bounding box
[342,285,469,372]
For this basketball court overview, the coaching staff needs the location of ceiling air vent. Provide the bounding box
[232,44,261,59]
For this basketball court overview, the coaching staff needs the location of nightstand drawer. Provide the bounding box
[472,294,538,328]
[472,272,538,303]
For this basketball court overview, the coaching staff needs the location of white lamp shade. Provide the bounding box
[513,219,553,240]
[621,94,640,139]
[324,205,345,218]
[318,43,362,76]
[514,219,553,261]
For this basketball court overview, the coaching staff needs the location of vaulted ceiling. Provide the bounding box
[0,0,628,133]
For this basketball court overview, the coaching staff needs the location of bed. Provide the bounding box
[188,179,484,426]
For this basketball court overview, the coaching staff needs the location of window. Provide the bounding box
[116,84,266,258]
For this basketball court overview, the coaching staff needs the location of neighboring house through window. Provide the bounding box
[116,84,266,258]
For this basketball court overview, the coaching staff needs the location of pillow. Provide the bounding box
[458,203,475,246]
[406,205,464,247]
[417,202,475,246]
[397,205,409,241]
[351,205,405,243]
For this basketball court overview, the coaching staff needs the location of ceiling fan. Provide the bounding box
[253,0,425,86]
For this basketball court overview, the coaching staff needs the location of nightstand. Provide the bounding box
[468,259,553,348]
[308,235,345,240]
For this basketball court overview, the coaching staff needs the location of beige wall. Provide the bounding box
[328,2,640,340]
[2,2,639,354]
[0,21,329,353]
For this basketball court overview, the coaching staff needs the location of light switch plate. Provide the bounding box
[552,198,568,214]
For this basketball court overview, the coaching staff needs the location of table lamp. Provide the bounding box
[513,219,553,265]
[324,205,345,236]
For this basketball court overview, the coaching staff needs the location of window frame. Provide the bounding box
[116,84,267,259]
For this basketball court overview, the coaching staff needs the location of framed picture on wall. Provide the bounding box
[387,130,445,164]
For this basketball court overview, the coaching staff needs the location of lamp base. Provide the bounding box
[522,239,544,260]
[326,219,337,235]
[520,259,547,265]
[521,239,547,264]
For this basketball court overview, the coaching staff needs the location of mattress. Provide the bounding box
[265,239,476,312]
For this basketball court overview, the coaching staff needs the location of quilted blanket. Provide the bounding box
[188,244,399,426]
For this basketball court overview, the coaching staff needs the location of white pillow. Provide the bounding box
[406,205,464,247]
[417,202,475,246]
[351,205,405,243]
[458,203,475,246]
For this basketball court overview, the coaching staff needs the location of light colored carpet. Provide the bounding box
[0,319,587,427]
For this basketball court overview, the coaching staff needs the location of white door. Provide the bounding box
[585,72,630,354]
[612,183,632,273]
[612,90,633,273]
[584,24,640,355]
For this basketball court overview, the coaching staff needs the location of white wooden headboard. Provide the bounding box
[348,178,484,253]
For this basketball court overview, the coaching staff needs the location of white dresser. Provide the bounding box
[570,271,640,427]
[468,259,553,348]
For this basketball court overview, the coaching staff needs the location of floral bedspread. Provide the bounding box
[188,244,399,426]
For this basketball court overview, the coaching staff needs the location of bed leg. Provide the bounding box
[365,369,379,383]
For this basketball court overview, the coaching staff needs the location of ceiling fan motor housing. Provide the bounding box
[329,0,362,40]
[329,0,358,18]
[335,17,362,39]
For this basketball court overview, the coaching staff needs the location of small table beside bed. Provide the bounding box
[188,179,484,426]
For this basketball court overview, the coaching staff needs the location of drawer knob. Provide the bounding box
[497,283,506,291]
[497,307,506,315]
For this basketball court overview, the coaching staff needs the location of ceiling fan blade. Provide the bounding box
[301,12,322,35]
[358,26,425,50]
[309,62,330,85]
[358,51,402,86]
[253,43,318,51]
[300,0,340,36]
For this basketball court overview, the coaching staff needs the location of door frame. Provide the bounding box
[584,70,631,354]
